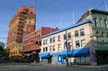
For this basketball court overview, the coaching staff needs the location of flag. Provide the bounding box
[64,42,70,50]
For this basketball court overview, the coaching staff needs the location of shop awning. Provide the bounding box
[58,48,89,57]
[58,50,70,57]
[51,52,61,56]
[70,48,89,56]
[39,52,51,58]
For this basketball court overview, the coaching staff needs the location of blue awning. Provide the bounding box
[58,50,70,57]
[51,52,61,56]
[70,48,89,56]
[39,52,51,58]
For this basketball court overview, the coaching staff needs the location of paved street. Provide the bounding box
[0,63,108,71]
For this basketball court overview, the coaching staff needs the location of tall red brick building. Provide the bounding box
[23,27,59,62]
[7,6,36,60]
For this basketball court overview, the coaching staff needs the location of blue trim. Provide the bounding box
[57,48,89,57]
[42,19,92,38]
[59,50,69,57]
[39,52,51,58]
[70,48,89,57]
[51,52,61,56]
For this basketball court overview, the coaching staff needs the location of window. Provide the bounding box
[43,48,45,52]
[101,32,105,37]
[95,31,100,41]
[30,12,33,14]
[28,27,31,33]
[43,40,45,45]
[68,33,71,40]
[100,18,103,27]
[107,32,108,38]
[96,31,99,36]
[49,45,55,51]
[53,45,55,51]
[58,35,60,41]
[104,19,108,28]
[29,17,31,20]
[75,30,79,37]
[81,39,85,47]
[49,46,52,51]
[36,41,38,44]
[29,21,31,23]
[80,29,85,36]
[58,44,61,51]
[45,39,48,44]
[53,37,55,43]
[24,21,27,23]
[75,40,80,48]
[64,34,67,40]
[24,17,27,19]
[50,38,53,43]
[46,47,48,52]
[94,18,98,27]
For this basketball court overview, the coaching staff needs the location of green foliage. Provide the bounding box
[0,46,7,57]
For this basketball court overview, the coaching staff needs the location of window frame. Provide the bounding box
[64,34,67,40]
[50,38,53,43]
[94,17,98,27]
[80,29,85,36]
[58,35,61,41]
[75,40,80,48]
[58,44,61,51]
[68,32,71,40]
[104,19,108,28]
[53,37,55,43]
[81,39,85,47]
[75,30,79,37]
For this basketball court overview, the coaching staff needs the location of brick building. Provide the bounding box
[7,6,36,60]
[23,27,59,63]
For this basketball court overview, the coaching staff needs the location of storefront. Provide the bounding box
[57,48,90,65]
[39,52,52,63]
[69,48,90,65]
[96,50,108,65]
[39,48,90,65]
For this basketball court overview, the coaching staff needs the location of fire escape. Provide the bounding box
[16,8,29,42]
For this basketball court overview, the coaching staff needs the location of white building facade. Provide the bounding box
[39,9,108,65]
[40,20,93,65]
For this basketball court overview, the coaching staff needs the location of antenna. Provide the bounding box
[72,11,75,24]
[104,0,108,11]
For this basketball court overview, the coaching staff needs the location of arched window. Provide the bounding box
[94,18,98,27]
[104,19,108,28]
[100,18,103,27]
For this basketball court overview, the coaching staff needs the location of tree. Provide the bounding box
[0,46,7,57]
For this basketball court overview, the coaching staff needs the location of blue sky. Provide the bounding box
[0,0,107,45]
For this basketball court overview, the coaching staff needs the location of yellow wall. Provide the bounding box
[8,42,22,58]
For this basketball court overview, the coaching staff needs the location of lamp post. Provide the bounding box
[65,30,69,66]
[65,32,73,66]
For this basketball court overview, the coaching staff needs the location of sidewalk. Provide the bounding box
[35,63,108,69]
[0,62,108,68]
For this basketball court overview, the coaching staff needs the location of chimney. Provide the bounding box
[55,27,59,30]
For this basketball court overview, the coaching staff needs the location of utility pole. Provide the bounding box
[104,0,108,11]
[65,30,69,66]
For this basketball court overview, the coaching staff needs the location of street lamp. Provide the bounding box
[65,31,70,66]
[64,42,69,66]
[65,32,73,66]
